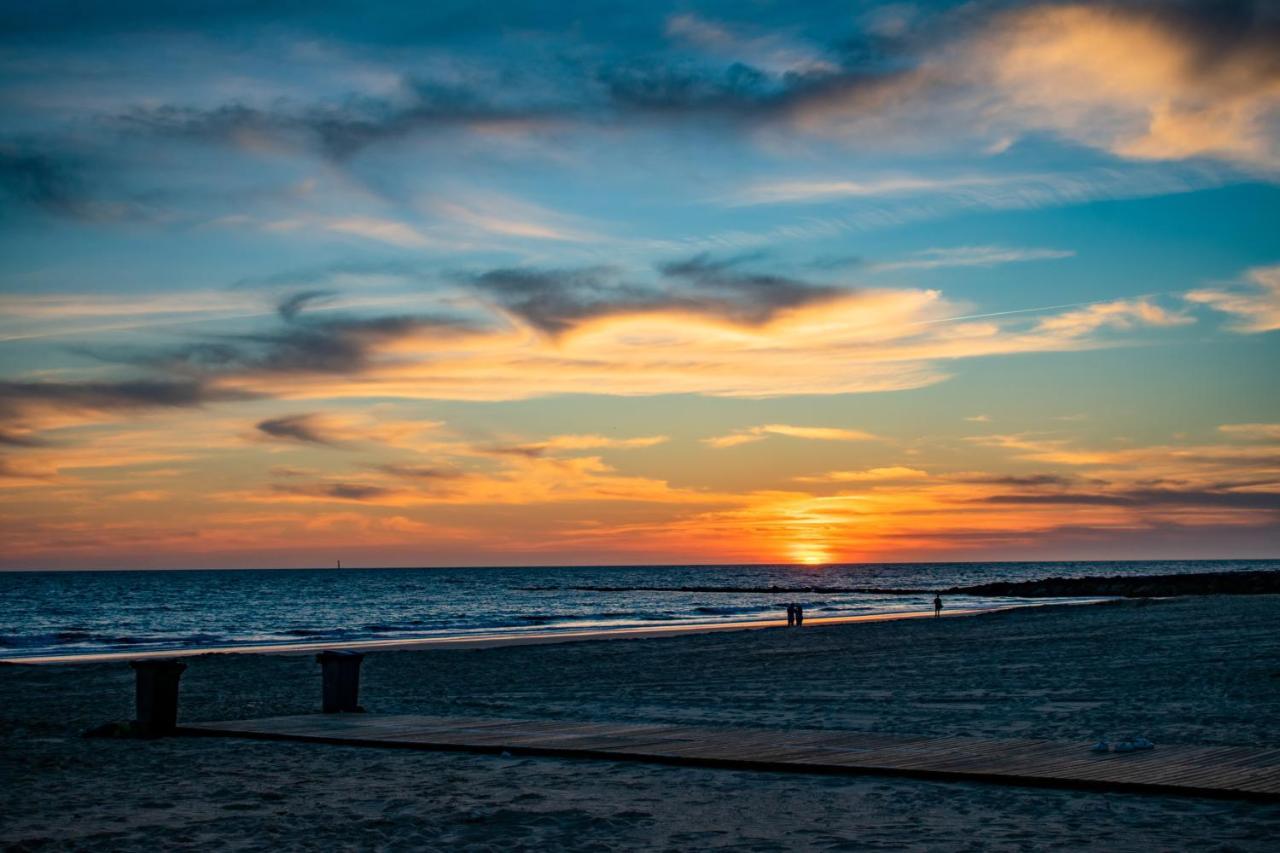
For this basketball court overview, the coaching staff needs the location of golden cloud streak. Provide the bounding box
[210,289,1192,405]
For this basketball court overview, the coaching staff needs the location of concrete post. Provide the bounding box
[316,650,365,713]
[130,659,187,736]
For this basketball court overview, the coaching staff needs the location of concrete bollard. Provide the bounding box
[130,659,188,736]
[316,650,365,713]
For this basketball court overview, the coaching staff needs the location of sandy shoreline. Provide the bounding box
[4,595,1279,850]
[3,601,1091,665]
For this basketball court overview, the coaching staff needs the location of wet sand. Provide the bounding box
[3,595,1279,851]
[1,602,1052,665]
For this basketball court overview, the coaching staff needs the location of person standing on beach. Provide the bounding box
[934,594,943,618]
[786,603,795,627]
[795,604,804,626]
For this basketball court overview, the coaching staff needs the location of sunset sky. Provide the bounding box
[1,0,1278,569]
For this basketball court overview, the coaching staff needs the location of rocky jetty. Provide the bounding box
[943,570,1280,599]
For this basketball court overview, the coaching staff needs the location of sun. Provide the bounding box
[790,545,831,566]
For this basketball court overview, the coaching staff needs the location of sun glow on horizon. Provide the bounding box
[790,545,833,566]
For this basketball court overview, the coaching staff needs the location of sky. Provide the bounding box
[1,0,1278,570]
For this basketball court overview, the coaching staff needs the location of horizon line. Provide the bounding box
[2,557,1276,573]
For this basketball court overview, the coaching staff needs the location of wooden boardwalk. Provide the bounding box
[180,714,1280,802]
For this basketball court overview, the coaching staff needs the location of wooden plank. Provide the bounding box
[177,714,1280,802]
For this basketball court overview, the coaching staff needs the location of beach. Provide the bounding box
[4,595,1279,851]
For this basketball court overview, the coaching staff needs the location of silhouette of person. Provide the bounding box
[786,603,795,627]
[934,594,943,618]
[795,603,804,626]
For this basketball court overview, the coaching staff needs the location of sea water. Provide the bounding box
[1,559,1273,660]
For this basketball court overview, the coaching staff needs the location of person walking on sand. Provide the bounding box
[934,594,943,618]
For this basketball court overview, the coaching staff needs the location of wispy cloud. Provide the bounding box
[85,294,479,378]
[256,413,349,447]
[219,213,444,250]
[539,434,668,451]
[725,174,1015,207]
[665,12,835,75]
[0,291,246,321]
[0,292,268,343]
[705,424,876,448]
[0,378,249,447]
[1033,298,1192,336]
[429,191,602,243]
[966,431,1280,473]
[479,434,668,456]
[1186,264,1280,333]
[231,452,724,509]
[465,255,846,336]
[322,216,437,249]
[1218,423,1280,441]
[795,466,928,483]
[680,166,1225,254]
[874,246,1074,272]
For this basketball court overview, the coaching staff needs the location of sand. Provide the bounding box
[3,595,1279,851]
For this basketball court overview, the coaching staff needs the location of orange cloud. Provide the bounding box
[784,4,1280,170]
[982,5,1280,167]
[4,419,1275,567]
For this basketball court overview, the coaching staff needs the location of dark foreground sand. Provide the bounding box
[3,596,1280,851]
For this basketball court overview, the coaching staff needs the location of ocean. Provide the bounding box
[1,559,1273,661]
